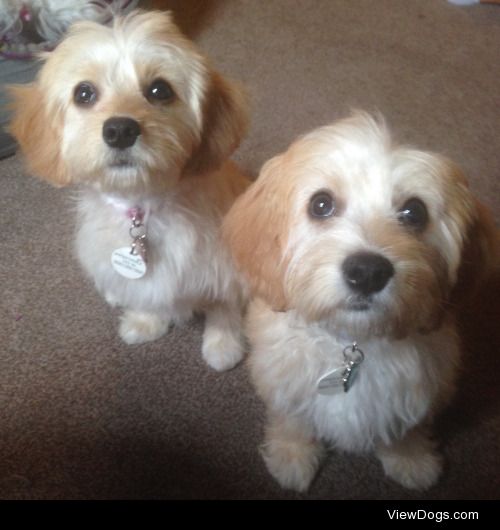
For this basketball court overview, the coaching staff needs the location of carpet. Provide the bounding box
[1,0,499,499]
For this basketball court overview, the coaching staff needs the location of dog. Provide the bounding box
[10,9,250,371]
[223,112,498,491]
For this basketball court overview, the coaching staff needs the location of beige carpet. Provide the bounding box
[1,0,499,499]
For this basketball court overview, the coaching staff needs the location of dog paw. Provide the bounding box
[261,438,324,492]
[119,310,169,345]
[378,438,443,490]
[201,327,244,371]
[104,291,121,308]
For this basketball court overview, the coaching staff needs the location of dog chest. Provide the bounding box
[248,306,458,452]
[314,330,460,450]
[74,193,227,309]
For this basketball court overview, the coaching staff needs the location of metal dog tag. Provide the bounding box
[111,247,147,279]
[317,343,365,395]
[317,366,347,395]
[343,358,362,392]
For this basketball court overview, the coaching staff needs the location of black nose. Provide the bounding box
[342,251,394,296]
[102,117,140,149]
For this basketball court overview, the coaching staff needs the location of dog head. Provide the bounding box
[223,112,496,339]
[9,9,247,193]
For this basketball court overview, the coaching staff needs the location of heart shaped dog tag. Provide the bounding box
[317,343,365,395]
[317,366,347,395]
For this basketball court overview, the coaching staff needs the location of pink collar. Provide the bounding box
[102,194,151,224]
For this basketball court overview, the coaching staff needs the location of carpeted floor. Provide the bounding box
[1,0,499,499]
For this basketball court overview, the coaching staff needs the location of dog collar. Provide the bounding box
[103,194,150,217]
[317,342,365,395]
[104,195,150,279]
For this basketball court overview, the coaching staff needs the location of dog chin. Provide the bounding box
[340,296,374,312]
[101,163,144,190]
[324,299,407,340]
[106,162,140,178]
[95,161,175,194]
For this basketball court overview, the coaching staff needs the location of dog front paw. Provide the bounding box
[380,448,442,490]
[202,304,245,371]
[377,430,443,490]
[119,310,169,345]
[201,327,244,371]
[261,437,324,492]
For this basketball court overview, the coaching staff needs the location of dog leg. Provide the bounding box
[261,413,324,492]
[202,302,244,371]
[376,426,442,490]
[119,309,170,345]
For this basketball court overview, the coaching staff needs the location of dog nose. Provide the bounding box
[342,251,394,296]
[102,117,141,149]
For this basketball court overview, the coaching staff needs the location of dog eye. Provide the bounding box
[145,79,175,103]
[73,82,98,106]
[398,198,429,231]
[309,191,336,219]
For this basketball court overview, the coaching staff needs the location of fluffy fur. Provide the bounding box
[223,112,498,491]
[10,9,250,371]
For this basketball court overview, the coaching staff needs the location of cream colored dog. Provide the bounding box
[10,10,250,371]
[223,112,497,491]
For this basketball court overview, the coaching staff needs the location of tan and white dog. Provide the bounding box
[10,10,250,371]
[223,112,497,491]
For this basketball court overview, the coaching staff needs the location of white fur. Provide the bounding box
[11,11,249,370]
[75,183,245,371]
[247,300,458,491]
[225,113,481,491]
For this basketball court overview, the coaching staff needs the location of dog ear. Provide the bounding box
[223,155,291,311]
[452,198,499,306]
[9,84,70,186]
[184,70,248,175]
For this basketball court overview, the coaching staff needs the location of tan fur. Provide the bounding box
[225,118,497,330]
[222,155,293,311]
[9,85,69,186]
[8,10,251,370]
[452,198,499,306]
[184,71,249,176]
[9,9,248,191]
[223,112,499,492]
